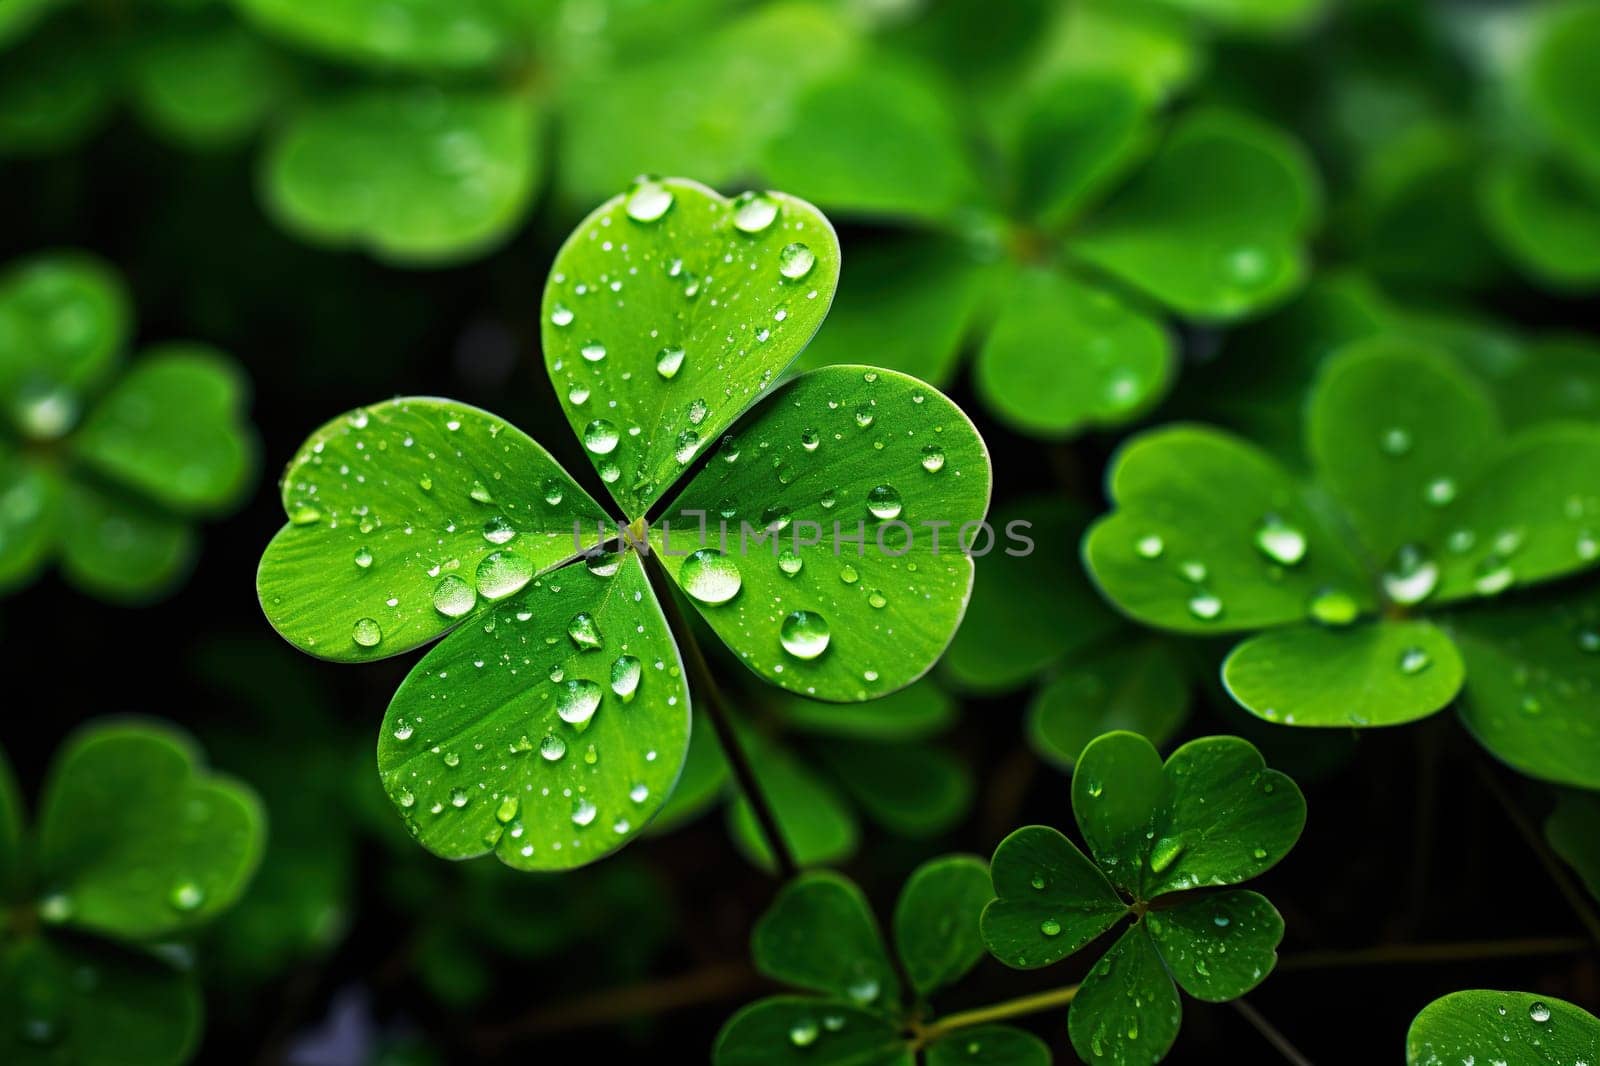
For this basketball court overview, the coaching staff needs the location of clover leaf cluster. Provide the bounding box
[257,178,992,871]
[1407,989,1600,1065]
[981,732,1305,1065]
[0,722,263,1064]
[0,252,255,602]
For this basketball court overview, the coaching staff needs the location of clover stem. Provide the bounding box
[1276,935,1590,971]
[642,551,799,881]
[913,983,1080,1044]
[1230,999,1313,1066]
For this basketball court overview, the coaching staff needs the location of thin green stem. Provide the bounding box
[642,549,799,881]
[1230,999,1312,1066]
[914,984,1080,1043]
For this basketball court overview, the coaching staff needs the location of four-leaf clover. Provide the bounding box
[257,178,991,870]
[981,731,1305,1066]
[0,252,256,601]
[1086,337,1600,788]
[0,721,263,1064]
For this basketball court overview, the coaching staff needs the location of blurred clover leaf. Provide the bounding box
[650,679,971,872]
[0,252,257,602]
[715,858,1051,1066]
[0,720,264,1064]
[761,53,1319,438]
[258,178,992,871]
[943,496,1190,768]
[1086,336,1600,788]
[1406,990,1600,1065]
[1546,790,1600,904]
[981,731,1304,1065]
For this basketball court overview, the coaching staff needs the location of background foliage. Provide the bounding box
[3,0,1599,1062]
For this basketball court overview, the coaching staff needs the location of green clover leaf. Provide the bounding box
[1087,338,1600,785]
[981,732,1303,1066]
[127,11,289,150]
[1406,990,1600,1065]
[0,721,264,1065]
[0,252,256,601]
[1546,791,1600,904]
[231,0,523,74]
[759,51,1319,439]
[258,180,992,871]
[717,859,1048,1066]
[0,14,116,157]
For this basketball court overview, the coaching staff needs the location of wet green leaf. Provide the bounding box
[1028,639,1189,767]
[1221,620,1465,727]
[980,826,1126,968]
[925,1025,1050,1066]
[71,346,255,515]
[543,178,840,516]
[1069,110,1319,321]
[1525,0,1600,178]
[258,397,608,662]
[751,871,900,1011]
[58,483,195,603]
[0,937,199,1066]
[892,854,992,996]
[772,679,955,741]
[35,720,264,940]
[820,740,971,837]
[263,87,541,265]
[377,555,690,872]
[648,707,728,833]
[728,731,858,871]
[233,0,520,72]
[128,14,288,148]
[654,366,990,701]
[1406,989,1600,1065]
[1012,73,1151,229]
[1067,922,1181,1066]
[974,267,1172,437]
[714,997,908,1066]
[1482,156,1600,290]
[1144,890,1282,1001]
[1084,425,1372,634]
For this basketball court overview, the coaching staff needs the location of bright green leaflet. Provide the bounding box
[1447,579,1600,789]
[258,397,608,661]
[541,177,842,517]
[0,450,62,593]
[263,87,542,265]
[1525,0,1600,179]
[1032,1,1199,107]
[0,937,199,1066]
[944,497,1122,694]
[774,678,955,740]
[57,483,195,602]
[71,346,255,515]
[648,706,728,834]
[1069,110,1319,321]
[34,722,264,941]
[0,20,115,157]
[1074,733,1305,898]
[1547,792,1600,902]
[1482,156,1600,290]
[974,267,1173,437]
[981,826,1127,968]
[752,872,901,1011]
[892,855,992,997]
[1084,424,1372,635]
[1011,73,1152,230]
[231,0,519,72]
[925,1026,1050,1066]
[0,252,128,433]
[818,740,970,839]
[727,731,858,871]
[377,554,690,872]
[758,57,980,224]
[715,997,908,1066]
[1144,890,1283,1001]
[1067,923,1182,1066]
[1222,621,1464,728]
[555,4,858,204]
[1406,990,1600,1065]
[128,15,287,148]
[1029,639,1189,766]
[653,365,990,700]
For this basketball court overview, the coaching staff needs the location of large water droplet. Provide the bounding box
[866,484,903,520]
[580,340,607,363]
[681,548,742,604]
[789,1019,819,1047]
[571,797,598,826]
[543,478,565,505]
[539,734,567,761]
[778,549,803,576]
[779,242,816,280]
[568,612,603,650]
[1149,835,1186,873]
[1530,1002,1551,1023]
[1382,544,1438,606]
[556,679,602,728]
[585,549,622,577]
[921,444,946,472]
[1474,555,1514,595]
[476,550,532,599]
[1187,592,1223,621]
[625,177,674,222]
[611,655,641,701]
[1398,646,1431,675]
[1135,534,1164,560]
[1254,514,1306,566]
[483,515,516,545]
[583,419,620,455]
[780,610,831,660]
[354,547,374,569]
[496,796,520,823]
[1040,918,1062,937]
[433,575,477,618]
[655,346,685,380]
[1380,427,1412,456]
[352,617,383,647]
[732,191,779,233]
[1424,477,1457,506]
[550,302,574,327]
[169,881,205,911]
[1308,587,1359,626]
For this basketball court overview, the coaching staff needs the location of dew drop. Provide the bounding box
[1187,592,1223,621]
[1380,427,1412,455]
[352,617,383,647]
[169,881,205,911]
[920,444,946,472]
[1254,514,1307,566]
[1135,534,1164,560]
[1308,587,1359,626]
[584,419,620,455]
[624,176,674,222]
[866,484,904,520]
[433,575,477,618]
[556,679,602,728]
[788,1020,819,1048]
[550,302,574,327]
[354,547,374,569]
[580,340,607,363]
[1398,646,1431,675]
[543,478,565,505]
[567,612,603,650]
[732,191,779,233]
[1040,918,1062,937]
[655,346,686,380]
[571,797,598,826]
[779,242,816,280]
[476,550,532,599]
[681,548,742,605]
[482,515,516,545]
[780,610,831,660]
[611,655,642,701]
[1530,1002,1551,1023]
[539,734,567,761]
[1382,544,1438,606]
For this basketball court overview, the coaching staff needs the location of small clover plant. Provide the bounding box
[1406,989,1600,1065]
[0,252,256,601]
[258,178,992,871]
[715,856,1052,1066]
[982,731,1304,1065]
[1086,336,1600,788]
[0,720,264,1063]
[760,51,1319,438]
